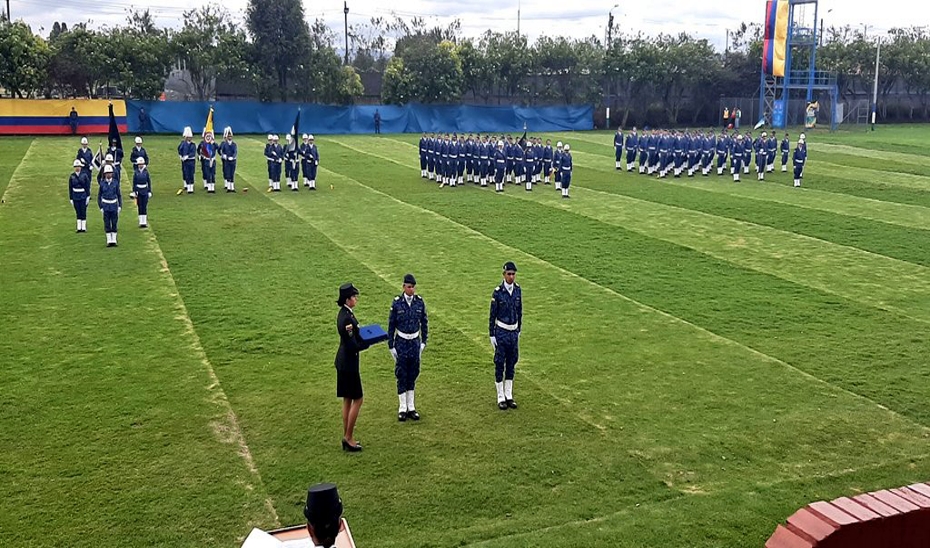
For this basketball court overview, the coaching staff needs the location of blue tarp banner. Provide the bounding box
[127,101,593,135]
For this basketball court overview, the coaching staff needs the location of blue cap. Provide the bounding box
[502,262,517,273]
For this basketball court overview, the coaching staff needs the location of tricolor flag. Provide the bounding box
[762,0,789,77]
[107,103,122,152]
[202,105,214,137]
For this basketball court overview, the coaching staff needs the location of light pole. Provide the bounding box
[343,1,350,66]
[819,9,832,46]
[606,4,619,128]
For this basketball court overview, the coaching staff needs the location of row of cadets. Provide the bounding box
[264,134,283,191]
[219,127,238,192]
[300,134,320,190]
[199,129,218,193]
[178,127,197,193]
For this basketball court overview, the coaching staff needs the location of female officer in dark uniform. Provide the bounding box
[336,283,367,452]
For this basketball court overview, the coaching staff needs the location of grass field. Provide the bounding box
[1,124,928,548]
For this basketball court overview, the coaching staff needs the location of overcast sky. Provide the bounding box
[8,0,924,51]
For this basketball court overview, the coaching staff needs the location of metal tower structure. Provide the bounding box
[759,0,838,129]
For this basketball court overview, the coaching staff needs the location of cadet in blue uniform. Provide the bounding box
[793,136,807,187]
[542,139,554,183]
[457,135,467,185]
[131,156,151,228]
[523,142,535,191]
[742,132,753,175]
[512,141,524,187]
[108,138,124,179]
[419,133,428,178]
[178,127,196,194]
[464,134,475,183]
[754,132,767,181]
[553,142,564,189]
[97,164,122,247]
[76,137,94,182]
[478,136,490,187]
[69,159,90,233]
[304,135,320,190]
[129,136,149,169]
[219,127,238,192]
[766,132,778,172]
[490,262,523,410]
[284,134,298,191]
[701,130,715,176]
[716,131,729,175]
[638,131,649,174]
[425,133,435,180]
[560,144,573,198]
[387,273,429,422]
[199,131,218,193]
[505,137,515,183]
[780,132,790,172]
[493,140,507,192]
[731,135,744,182]
[624,128,638,172]
[614,128,624,170]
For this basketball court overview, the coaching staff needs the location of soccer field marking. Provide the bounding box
[231,149,609,434]
[809,159,930,192]
[349,136,930,324]
[0,138,36,206]
[812,142,930,167]
[142,227,281,527]
[322,138,930,435]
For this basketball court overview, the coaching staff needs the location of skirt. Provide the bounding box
[336,367,363,399]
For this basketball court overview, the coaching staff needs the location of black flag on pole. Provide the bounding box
[107,103,122,152]
[287,109,301,155]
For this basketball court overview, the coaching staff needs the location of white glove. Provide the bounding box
[85,197,90,205]
[130,192,136,199]
[117,207,121,213]
[490,336,497,349]
[390,348,398,361]
[148,192,152,198]
[419,342,426,355]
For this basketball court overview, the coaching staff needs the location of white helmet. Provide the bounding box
[302,133,309,140]
[134,136,142,144]
[103,165,114,174]
[556,141,563,148]
[267,134,273,140]
[761,132,767,137]
[308,134,314,140]
[105,154,114,162]
[135,157,146,165]
[497,140,504,147]
[80,137,88,145]
[564,144,570,151]
[272,134,279,141]
[182,126,193,138]
[223,126,233,137]
[286,134,293,142]
[73,159,82,167]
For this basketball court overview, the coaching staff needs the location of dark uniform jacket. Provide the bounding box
[335,306,368,372]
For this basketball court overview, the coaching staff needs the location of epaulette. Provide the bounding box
[394,296,400,301]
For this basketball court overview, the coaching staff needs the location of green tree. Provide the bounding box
[173,5,249,100]
[0,20,50,98]
[382,56,412,104]
[246,0,312,101]
[481,31,531,103]
[534,35,603,105]
[382,40,462,104]
[110,11,172,99]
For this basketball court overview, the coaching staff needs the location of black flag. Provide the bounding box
[287,109,301,155]
[107,103,122,152]
[518,130,527,149]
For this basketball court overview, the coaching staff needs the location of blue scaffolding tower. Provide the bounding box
[759,0,839,130]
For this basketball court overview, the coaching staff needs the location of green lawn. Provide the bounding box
[1,124,928,547]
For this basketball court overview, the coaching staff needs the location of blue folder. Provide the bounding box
[359,324,389,346]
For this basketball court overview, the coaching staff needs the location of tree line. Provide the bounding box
[2,2,930,124]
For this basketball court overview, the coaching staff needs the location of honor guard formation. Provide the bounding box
[418,133,575,198]
[612,126,807,186]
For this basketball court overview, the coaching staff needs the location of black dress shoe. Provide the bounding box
[498,401,509,410]
[398,412,407,422]
[407,410,420,421]
[507,399,518,409]
[342,439,363,452]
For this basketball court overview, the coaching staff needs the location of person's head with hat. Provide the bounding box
[402,273,417,299]
[304,483,343,548]
[502,261,517,286]
[337,283,359,309]
[135,156,146,170]
[72,159,82,174]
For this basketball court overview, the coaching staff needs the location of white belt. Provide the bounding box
[394,330,420,340]
[135,184,148,189]
[495,320,518,331]
[101,198,118,204]
[72,188,86,192]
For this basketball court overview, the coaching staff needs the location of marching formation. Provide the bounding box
[70,125,324,247]
[613,127,808,186]
[417,133,575,198]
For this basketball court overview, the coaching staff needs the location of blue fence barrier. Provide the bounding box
[127,101,593,135]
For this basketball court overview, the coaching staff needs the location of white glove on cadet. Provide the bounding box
[419,342,426,356]
[490,336,497,349]
[390,348,398,361]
